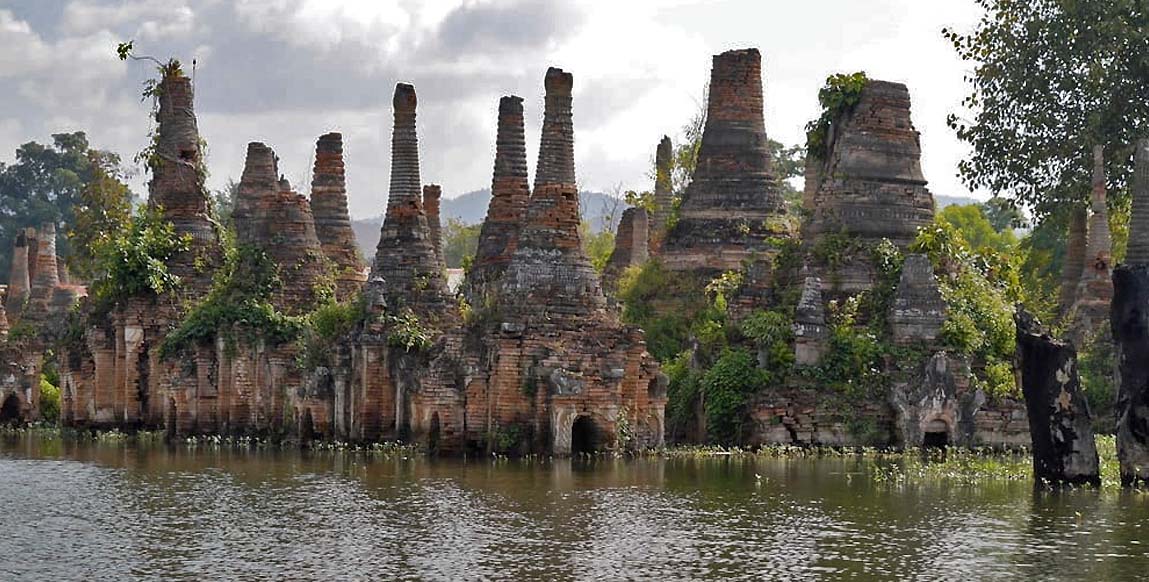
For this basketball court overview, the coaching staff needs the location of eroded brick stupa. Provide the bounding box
[661,49,790,274]
[310,132,367,300]
[369,83,450,320]
[805,80,935,248]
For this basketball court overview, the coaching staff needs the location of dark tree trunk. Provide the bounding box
[1015,309,1101,487]
[1111,265,1149,486]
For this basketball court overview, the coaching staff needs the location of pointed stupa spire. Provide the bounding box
[500,67,607,319]
[1071,145,1114,342]
[1125,139,1149,266]
[370,83,449,314]
[649,135,673,251]
[470,95,531,292]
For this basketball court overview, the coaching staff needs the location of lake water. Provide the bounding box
[1,434,1147,581]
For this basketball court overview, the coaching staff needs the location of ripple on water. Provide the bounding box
[2,441,1149,581]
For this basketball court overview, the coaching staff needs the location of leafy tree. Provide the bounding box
[938,204,1018,253]
[944,1,1149,218]
[441,218,480,269]
[70,151,133,280]
[0,132,133,281]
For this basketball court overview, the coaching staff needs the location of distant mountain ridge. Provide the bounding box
[351,188,620,260]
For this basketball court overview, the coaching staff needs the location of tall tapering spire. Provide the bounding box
[1127,139,1149,266]
[1059,205,1088,318]
[147,65,219,290]
[6,231,29,316]
[500,67,606,319]
[470,95,531,293]
[311,132,367,298]
[371,83,448,314]
[422,184,443,265]
[649,135,673,251]
[1071,145,1114,342]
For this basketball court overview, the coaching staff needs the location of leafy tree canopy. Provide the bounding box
[945,0,1149,220]
[0,132,133,281]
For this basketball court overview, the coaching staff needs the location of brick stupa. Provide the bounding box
[649,135,673,251]
[499,68,607,320]
[806,80,935,248]
[235,142,330,314]
[370,83,450,317]
[310,132,367,300]
[146,66,220,292]
[661,49,789,273]
[469,95,531,297]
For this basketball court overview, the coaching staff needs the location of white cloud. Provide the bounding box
[0,0,990,224]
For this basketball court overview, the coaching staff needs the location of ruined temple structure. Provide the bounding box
[648,136,674,252]
[55,67,665,455]
[344,71,666,454]
[235,142,332,314]
[310,132,367,300]
[422,184,443,264]
[890,255,946,346]
[5,230,30,315]
[1016,309,1100,487]
[660,49,791,274]
[792,274,827,366]
[602,206,649,291]
[468,96,531,299]
[1070,146,1114,344]
[1059,206,1088,319]
[804,80,936,294]
[1111,138,1149,486]
[805,80,935,248]
[368,83,451,321]
[146,64,221,293]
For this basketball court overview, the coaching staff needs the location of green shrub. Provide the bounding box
[806,71,869,161]
[702,348,766,446]
[663,350,701,442]
[161,245,303,359]
[88,205,190,307]
[39,376,60,424]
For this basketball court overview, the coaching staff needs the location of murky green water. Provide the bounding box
[1,434,1147,581]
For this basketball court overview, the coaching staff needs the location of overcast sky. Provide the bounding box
[0,0,983,219]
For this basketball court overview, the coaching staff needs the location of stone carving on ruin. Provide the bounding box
[661,48,790,274]
[792,274,827,366]
[1111,138,1149,486]
[1015,308,1100,487]
[603,206,649,292]
[806,80,935,249]
[369,83,450,318]
[649,136,673,252]
[889,352,983,448]
[1071,146,1114,343]
[890,254,946,346]
[234,142,330,314]
[310,132,367,299]
[468,96,531,298]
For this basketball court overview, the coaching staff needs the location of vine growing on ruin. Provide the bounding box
[805,72,869,162]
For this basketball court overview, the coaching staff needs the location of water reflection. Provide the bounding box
[1,435,1146,580]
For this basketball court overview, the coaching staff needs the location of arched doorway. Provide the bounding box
[428,412,441,455]
[571,416,599,456]
[0,393,22,424]
[923,419,949,448]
